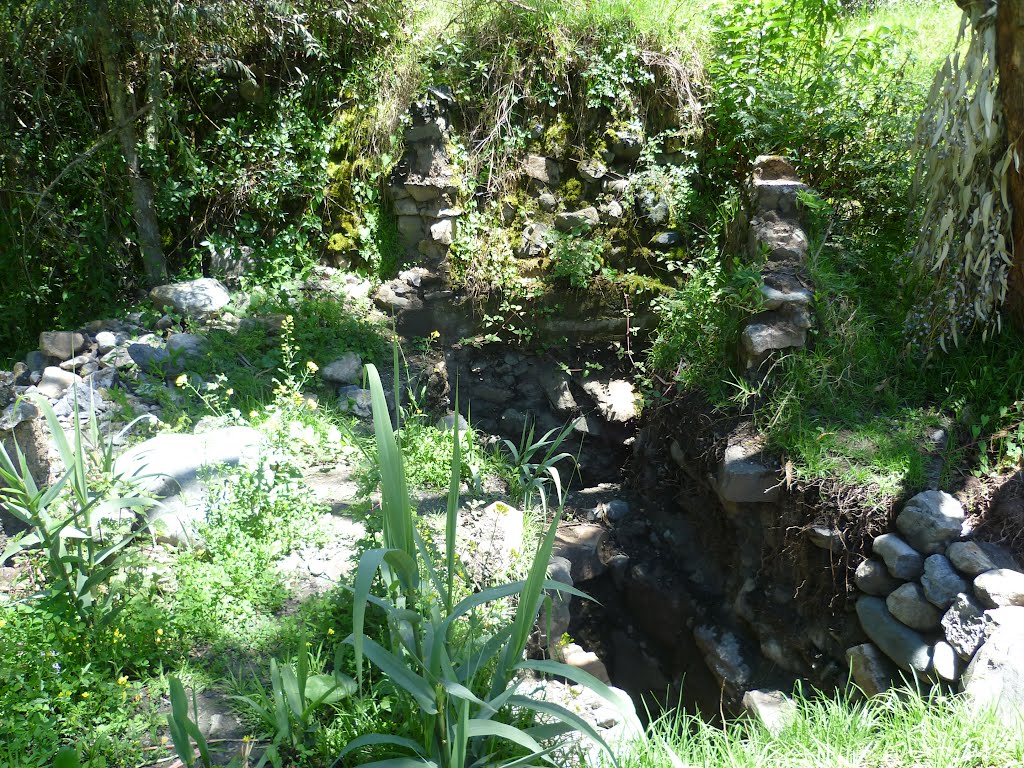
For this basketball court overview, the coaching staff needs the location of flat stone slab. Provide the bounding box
[114,426,265,544]
[717,439,780,503]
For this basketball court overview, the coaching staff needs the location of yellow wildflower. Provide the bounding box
[306,361,319,374]
[429,330,441,341]
[327,628,335,636]
[81,692,90,699]
[156,628,163,636]
[117,675,129,686]
[175,374,188,388]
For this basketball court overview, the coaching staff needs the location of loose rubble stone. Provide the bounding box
[337,386,373,418]
[166,333,207,360]
[59,354,95,372]
[974,568,1024,608]
[856,596,933,675]
[39,331,87,360]
[541,369,577,412]
[855,559,902,597]
[321,353,363,385]
[150,278,231,316]
[947,540,1021,577]
[742,689,797,735]
[34,367,82,400]
[601,499,630,523]
[962,606,1024,730]
[436,413,469,432]
[560,643,610,684]
[872,533,925,580]
[578,159,607,182]
[895,490,964,555]
[886,583,941,631]
[921,554,968,609]
[693,626,752,692]
[554,524,608,582]
[581,379,636,423]
[554,207,600,232]
[538,192,557,212]
[740,318,807,360]
[941,593,988,661]
[127,343,171,374]
[524,155,560,185]
[25,351,53,373]
[846,643,896,696]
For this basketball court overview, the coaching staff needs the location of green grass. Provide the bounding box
[616,686,1024,768]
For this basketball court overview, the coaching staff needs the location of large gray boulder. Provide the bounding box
[554,207,600,233]
[39,331,87,360]
[856,596,933,676]
[962,606,1024,730]
[150,278,230,316]
[113,426,264,545]
[895,490,964,555]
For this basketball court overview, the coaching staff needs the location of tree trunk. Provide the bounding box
[93,0,167,285]
[997,0,1024,327]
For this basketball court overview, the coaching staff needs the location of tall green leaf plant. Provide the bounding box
[339,364,641,767]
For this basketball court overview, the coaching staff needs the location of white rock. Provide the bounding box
[321,353,363,385]
[150,278,230,316]
[581,379,636,423]
[974,569,1024,608]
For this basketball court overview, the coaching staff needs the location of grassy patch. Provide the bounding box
[616,686,1024,768]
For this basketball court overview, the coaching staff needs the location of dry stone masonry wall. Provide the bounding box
[851,490,1024,728]
[737,155,815,372]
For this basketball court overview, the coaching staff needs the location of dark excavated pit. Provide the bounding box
[392,289,836,725]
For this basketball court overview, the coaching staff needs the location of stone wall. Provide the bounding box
[851,490,1024,728]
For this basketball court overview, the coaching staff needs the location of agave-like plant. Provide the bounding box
[0,393,156,629]
[339,363,639,767]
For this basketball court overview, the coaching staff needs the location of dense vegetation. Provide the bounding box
[3,0,1024,766]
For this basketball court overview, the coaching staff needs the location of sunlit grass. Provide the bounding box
[614,687,1024,768]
